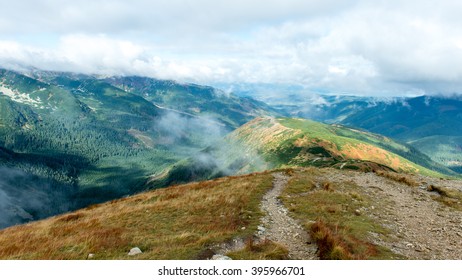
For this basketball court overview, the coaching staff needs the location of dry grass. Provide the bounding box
[374,170,419,187]
[427,185,462,210]
[0,172,274,260]
[311,220,377,260]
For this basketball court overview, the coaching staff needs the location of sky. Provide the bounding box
[1,0,462,96]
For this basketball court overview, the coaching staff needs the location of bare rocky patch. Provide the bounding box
[328,171,462,259]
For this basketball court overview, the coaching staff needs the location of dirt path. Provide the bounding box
[257,173,318,260]
[329,171,462,259]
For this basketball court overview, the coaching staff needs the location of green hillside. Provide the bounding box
[318,95,462,173]
[234,117,454,177]
[408,136,462,173]
[264,94,462,174]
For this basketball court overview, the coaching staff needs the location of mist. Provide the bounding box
[148,111,268,187]
[155,110,268,173]
[0,166,74,229]
[155,111,230,154]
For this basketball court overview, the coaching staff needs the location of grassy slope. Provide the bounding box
[0,172,274,260]
[152,116,454,191]
[230,117,452,178]
[0,167,438,260]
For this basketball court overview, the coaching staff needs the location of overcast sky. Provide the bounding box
[1,0,462,96]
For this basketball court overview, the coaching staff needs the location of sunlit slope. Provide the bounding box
[229,117,454,177]
[2,166,461,260]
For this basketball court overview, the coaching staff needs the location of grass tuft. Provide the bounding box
[427,185,462,210]
[374,170,419,187]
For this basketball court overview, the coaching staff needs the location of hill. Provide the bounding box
[231,117,455,176]
[1,167,461,260]
[334,96,462,174]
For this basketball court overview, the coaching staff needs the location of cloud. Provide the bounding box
[155,111,229,149]
[0,0,357,36]
[1,0,462,95]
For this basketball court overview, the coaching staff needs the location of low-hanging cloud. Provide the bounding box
[155,111,229,151]
[152,110,268,181]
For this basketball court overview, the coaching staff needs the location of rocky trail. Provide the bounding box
[257,173,318,260]
[212,172,318,260]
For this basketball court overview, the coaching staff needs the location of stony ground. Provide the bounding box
[212,172,318,260]
[327,171,462,259]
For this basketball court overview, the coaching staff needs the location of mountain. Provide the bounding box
[1,167,461,260]
[104,76,278,130]
[147,117,455,189]
[326,96,462,174]
[333,96,462,173]
[0,68,274,229]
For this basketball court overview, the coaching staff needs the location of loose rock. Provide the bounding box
[211,254,232,260]
[128,247,142,256]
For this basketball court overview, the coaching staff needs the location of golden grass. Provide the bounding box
[0,172,274,260]
[342,143,416,173]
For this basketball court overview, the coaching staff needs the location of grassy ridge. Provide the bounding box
[229,117,453,178]
[279,118,454,177]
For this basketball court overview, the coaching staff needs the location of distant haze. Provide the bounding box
[1,0,462,96]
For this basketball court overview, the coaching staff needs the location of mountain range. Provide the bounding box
[1,68,462,260]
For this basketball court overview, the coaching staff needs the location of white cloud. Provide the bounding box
[1,0,462,95]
